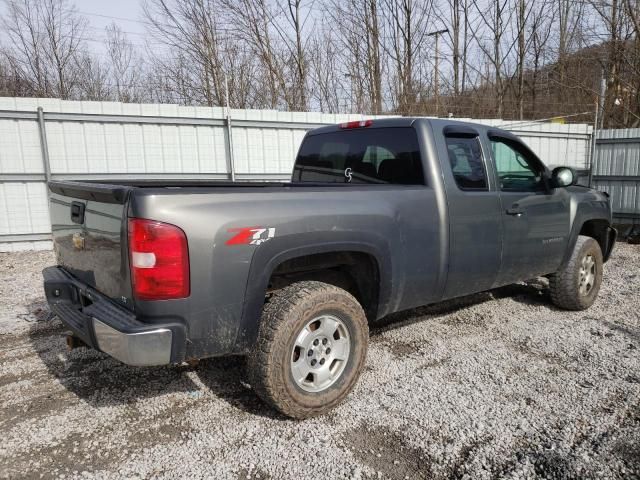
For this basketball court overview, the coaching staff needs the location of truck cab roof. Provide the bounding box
[307,116,513,139]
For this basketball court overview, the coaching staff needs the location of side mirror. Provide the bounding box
[551,166,577,188]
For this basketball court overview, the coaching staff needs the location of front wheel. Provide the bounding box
[549,235,603,311]
[248,281,368,419]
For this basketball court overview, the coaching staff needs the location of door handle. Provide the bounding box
[506,207,524,216]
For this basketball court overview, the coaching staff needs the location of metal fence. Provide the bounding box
[592,129,640,227]
[0,97,594,251]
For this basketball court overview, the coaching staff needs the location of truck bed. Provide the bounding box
[47,176,446,359]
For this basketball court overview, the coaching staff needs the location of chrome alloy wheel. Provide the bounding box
[290,314,351,393]
[579,254,596,295]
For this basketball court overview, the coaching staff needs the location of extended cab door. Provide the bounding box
[487,132,571,286]
[434,124,504,299]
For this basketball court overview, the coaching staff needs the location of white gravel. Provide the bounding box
[0,245,639,480]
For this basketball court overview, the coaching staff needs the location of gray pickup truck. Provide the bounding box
[43,117,616,418]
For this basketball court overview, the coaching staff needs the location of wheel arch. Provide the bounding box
[562,215,615,268]
[579,219,610,255]
[233,238,392,353]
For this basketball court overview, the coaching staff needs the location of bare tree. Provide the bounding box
[40,0,85,98]
[0,0,639,126]
[326,0,384,113]
[220,42,260,108]
[271,0,313,110]
[461,0,471,93]
[2,0,87,98]
[363,0,384,113]
[469,0,516,117]
[143,0,231,107]
[557,0,585,79]
[76,53,111,101]
[381,0,434,114]
[527,0,555,117]
[452,0,463,96]
[589,0,632,126]
[222,0,314,110]
[308,28,343,112]
[439,0,464,96]
[2,0,47,95]
[221,0,285,108]
[513,0,540,119]
[0,55,32,96]
[623,0,640,124]
[437,0,472,114]
[288,0,309,109]
[106,23,144,103]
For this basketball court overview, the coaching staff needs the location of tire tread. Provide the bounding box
[549,235,603,311]
[248,281,368,419]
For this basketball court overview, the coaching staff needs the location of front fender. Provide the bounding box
[560,191,614,268]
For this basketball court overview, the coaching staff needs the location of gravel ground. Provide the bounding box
[0,245,639,480]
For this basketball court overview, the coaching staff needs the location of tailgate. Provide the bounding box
[48,181,133,310]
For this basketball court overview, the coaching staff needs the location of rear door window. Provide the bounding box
[445,136,488,190]
[293,127,425,185]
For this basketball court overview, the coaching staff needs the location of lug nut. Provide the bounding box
[319,358,325,365]
[313,339,319,346]
[311,359,317,366]
[326,348,331,354]
[322,338,327,345]
[308,349,313,357]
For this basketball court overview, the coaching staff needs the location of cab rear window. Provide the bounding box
[293,127,425,185]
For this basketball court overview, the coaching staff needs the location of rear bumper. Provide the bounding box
[43,266,186,366]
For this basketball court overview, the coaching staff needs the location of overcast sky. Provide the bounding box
[0,0,148,55]
[75,0,147,50]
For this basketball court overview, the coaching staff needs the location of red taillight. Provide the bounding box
[128,218,190,300]
[339,119,373,129]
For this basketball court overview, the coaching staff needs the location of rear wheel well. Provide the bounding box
[579,219,609,255]
[267,252,380,319]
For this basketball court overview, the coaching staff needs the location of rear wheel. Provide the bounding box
[549,235,603,311]
[248,281,368,419]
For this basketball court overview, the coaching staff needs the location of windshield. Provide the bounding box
[293,127,425,185]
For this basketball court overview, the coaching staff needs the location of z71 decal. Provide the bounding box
[226,227,276,246]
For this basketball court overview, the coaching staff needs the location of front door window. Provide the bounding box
[491,138,545,192]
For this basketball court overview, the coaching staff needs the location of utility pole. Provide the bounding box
[428,29,449,117]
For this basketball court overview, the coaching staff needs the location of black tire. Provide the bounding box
[248,281,368,419]
[549,235,603,311]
